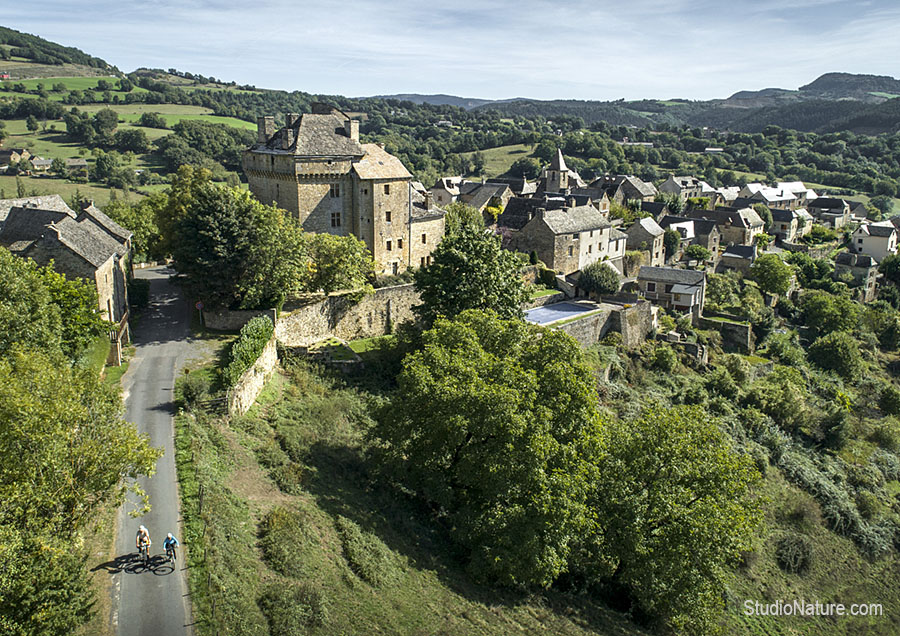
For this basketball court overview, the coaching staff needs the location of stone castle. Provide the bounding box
[243,103,444,275]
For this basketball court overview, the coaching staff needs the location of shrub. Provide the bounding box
[722,353,752,384]
[128,278,150,310]
[259,506,308,576]
[871,417,900,452]
[223,316,274,386]
[538,266,557,288]
[856,492,884,521]
[879,385,900,416]
[334,515,393,587]
[775,533,812,574]
[529,250,539,265]
[259,581,328,632]
[179,371,210,408]
[271,461,304,495]
[651,344,677,372]
[579,260,620,295]
[808,331,862,379]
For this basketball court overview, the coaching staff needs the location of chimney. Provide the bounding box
[568,197,576,208]
[345,119,359,141]
[424,191,433,211]
[256,116,275,144]
[285,112,300,128]
[281,127,294,150]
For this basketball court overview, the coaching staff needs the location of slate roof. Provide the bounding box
[861,221,897,238]
[641,201,668,218]
[630,216,664,237]
[353,143,412,180]
[410,188,446,221]
[722,244,757,260]
[808,197,847,210]
[496,197,544,230]
[610,228,628,241]
[487,177,536,196]
[835,252,876,268]
[0,205,75,243]
[638,266,705,285]
[42,215,126,268]
[658,215,696,240]
[0,194,74,224]
[257,110,365,157]
[771,208,796,223]
[541,205,611,235]
[80,204,132,242]
[462,183,508,211]
[549,149,568,172]
[692,218,719,236]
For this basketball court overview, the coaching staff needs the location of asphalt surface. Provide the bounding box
[112,267,195,636]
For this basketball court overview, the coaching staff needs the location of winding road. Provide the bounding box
[111,266,196,636]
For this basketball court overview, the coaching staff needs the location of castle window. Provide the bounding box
[398,238,403,249]
[426,256,432,265]
[588,244,592,253]
[568,246,573,257]
[330,183,340,198]
[362,187,368,195]
[385,210,392,223]
[386,240,392,251]
[331,212,341,227]
[421,257,426,267]
[384,184,391,195]
[421,233,427,244]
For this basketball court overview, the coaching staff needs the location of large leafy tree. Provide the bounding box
[0,247,62,357]
[586,405,763,634]
[304,232,374,295]
[371,311,603,586]
[414,225,527,324]
[104,196,165,262]
[750,253,793,295]
[37,265,108,358]
[0,349,160,635]
[172,183,306,309]
[800,289,859,336]
[579,260,620,295]
[808,331,863,379]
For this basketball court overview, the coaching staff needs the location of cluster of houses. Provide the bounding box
[0,147,88,175]
[426,151,895,321]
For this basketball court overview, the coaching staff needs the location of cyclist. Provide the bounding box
[163,533,180,562]
[136,525,151,563]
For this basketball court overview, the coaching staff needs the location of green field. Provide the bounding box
[0,174,142,206]
[468,143,531,178]
[75,103,256,130]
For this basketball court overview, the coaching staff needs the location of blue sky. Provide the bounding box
[5,0,899,101]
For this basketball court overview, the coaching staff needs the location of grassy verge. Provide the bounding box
[76,336,111,377]
[174,351,647,636]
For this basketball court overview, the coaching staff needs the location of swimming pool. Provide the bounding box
[525,301,600,325]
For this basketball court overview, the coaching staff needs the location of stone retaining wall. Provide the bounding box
[204,308,277,332]
[228,336,278,416]
[698,316,754,353]
[277,284,419,347]
[523,292,566,309]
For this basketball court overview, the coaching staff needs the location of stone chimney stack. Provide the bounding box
[424,191,433,211]
[281,127,294,150]
[345,119,359,141]
[568,197,576,208]
[256,116,275,144]
[285,112,300,128]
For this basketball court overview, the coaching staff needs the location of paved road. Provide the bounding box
[112,267,194,636]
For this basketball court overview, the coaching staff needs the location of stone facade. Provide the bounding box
[204,308,278,332]
[243,104,444,275]
[555,300,652,348]
[228,336,278,416]
[698,316,754,353]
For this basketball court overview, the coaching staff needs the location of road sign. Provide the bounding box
[195,301,204,311]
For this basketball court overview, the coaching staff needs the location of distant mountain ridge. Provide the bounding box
[370,93,501,109]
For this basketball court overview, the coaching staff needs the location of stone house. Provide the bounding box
[625,216,665,267]
[637,266,706,318]
[686,207,764,246]
[243,103,444,275]
[851,221,898,262]
[640,200,669,221]
[834,252,877,302]
[592,174,658,204]
[486,176,537,197]
[796,209,814,238]
[718,244,757,274]
[0,197,133,362]
[0,148,31,167]
[659,175,704,201]
[776,181,818,208]
[808,197,850,229]
[514,204,624,275]
[428,179,511,215]
[541,149,586,193]
[658,215,721,259]
[770,208,799,243]
[748,187,796,210]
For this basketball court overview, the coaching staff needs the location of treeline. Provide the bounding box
[0,249,158,634]
[0,26,111,68]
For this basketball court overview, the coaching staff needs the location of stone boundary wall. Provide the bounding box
[523,292,566,310]
[204,308,278,332]
[608,301,653,348]
[556,307,615,347]
[227,336,278,417]
[277,284,419,347]
[698,316,754,353]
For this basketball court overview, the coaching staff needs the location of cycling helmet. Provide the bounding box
[167,533,174,539]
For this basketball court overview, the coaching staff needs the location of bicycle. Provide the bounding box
[138,541,151,566]
[165,544,177,563]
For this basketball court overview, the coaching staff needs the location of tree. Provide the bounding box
[750,253,792,295]
[414,224,528,324]
[304,232,374,295]
[138,112,168,129]
[705,271,741,311]
[114,128,150,152]
[0,248,62,357]
[870,195,894,217]
[879,254,900,286]
[471,151,486,176]
[37,265,108,358]
[443,201,484,236]
[808,331,863,379]
[50,157,67,177]
[752,203,773,232]
[25,114,39,133]
[103,197,164,262]
[172,183,307,308]
[371,310,603,587]
[684,244,712,262]
[663,228,681,259]
[508,157,541,179]
[579,261,620,295]
[874,180,897,198]
[754,232,772,251]
[800,290,859,336]
[585,406,762,634]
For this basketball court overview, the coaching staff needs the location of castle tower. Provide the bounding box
[547,148,569,193]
